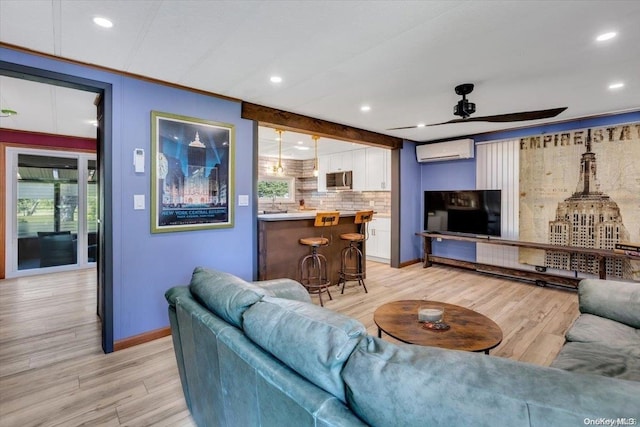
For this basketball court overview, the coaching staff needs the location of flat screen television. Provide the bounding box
[424,190,502,237]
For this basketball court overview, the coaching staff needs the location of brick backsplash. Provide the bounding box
[258,157,391,214]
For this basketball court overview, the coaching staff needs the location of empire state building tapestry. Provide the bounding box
[519,122,640,281]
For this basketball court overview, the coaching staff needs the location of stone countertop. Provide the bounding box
[258,211,390,221]
[258,211,359,221]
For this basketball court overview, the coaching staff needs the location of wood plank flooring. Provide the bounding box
[0,262,579,426]
[328,262,579,364]
[0,269,194,427]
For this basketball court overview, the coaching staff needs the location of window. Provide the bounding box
[257,176,296,202]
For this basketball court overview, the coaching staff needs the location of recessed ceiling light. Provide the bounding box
[270,76,283,83]
[93,17,113,28]
[608,82,624,90]
[294,146,310,151]
[417,123,426,128]
[596,31,616,42]
[360,105,371,112]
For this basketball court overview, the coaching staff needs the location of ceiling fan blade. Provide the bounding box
[387,107,567,130]
[461,107,567,123]
[387,118,471,129]
[386,125,425,130]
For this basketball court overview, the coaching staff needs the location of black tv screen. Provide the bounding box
[424,190,501,237]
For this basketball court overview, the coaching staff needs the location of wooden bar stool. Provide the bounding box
[338,210,373,294]
[299,211,340,306]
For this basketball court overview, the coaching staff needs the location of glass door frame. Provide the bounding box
[5,146,96,277]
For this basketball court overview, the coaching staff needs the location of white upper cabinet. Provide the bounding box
[318,147,390,192]
[352,149,366,191]
[352,147,391,191]
[327,151,353,172]
[317,155,330,192]
[365,147,390,191]
[318,152,354,192]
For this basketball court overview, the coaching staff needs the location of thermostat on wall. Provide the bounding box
[133,148,144,173]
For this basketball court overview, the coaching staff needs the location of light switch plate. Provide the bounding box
[134,194,145,210]
[238,195,249,206]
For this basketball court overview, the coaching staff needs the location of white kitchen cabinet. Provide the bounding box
[317,155,330,192]
[365,148,390,191]
[352,147,391,191]
[318,152,353,192]
[366,217,391,261]
[351,149,366,191]
[319,148,389,192]
[328,151,353,172]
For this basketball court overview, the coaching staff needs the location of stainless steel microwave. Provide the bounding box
[326,171,353,190]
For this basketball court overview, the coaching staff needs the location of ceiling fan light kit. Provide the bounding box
[388,83,567,130]
[453,83,476,118]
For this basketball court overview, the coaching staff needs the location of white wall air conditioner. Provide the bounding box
[416,139,475,163]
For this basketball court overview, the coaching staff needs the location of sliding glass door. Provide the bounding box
[5,148,96,276]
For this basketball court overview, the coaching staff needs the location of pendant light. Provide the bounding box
[312,135,319,177]
[274,129,284,175]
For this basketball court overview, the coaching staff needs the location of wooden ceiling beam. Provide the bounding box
[242,102,403,150]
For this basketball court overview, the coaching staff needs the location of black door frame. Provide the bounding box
[0,60,114,353]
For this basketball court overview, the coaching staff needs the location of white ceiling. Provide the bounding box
[1,1,639,157]
[0,75,98,137]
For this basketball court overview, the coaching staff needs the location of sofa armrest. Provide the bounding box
[579,279,640,329]
[165,285,190,307]
[252,278,312,303]
[164,285,192,411]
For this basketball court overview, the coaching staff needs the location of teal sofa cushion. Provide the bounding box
[342,336,640,427]
[189,266,273,328]
[552,341,640,381]
[251,278,312,303]
[243,296,366,403]
[579,279,640,329]
[566,313,640,356]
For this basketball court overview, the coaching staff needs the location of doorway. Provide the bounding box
[0,60,114,352]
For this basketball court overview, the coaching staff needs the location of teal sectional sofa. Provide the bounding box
[551,278,640,381]
[166,267,640,427]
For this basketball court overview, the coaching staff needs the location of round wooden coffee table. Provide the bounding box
[374,300,503,354]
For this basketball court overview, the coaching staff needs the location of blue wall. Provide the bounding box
[398,140,423,263]
[1,47,256,341]
[418,110,640,262]
[419,157,477,261]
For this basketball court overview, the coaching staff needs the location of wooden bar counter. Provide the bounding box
[258,212,362,284]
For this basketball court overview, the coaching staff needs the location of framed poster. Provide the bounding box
[151,111,234,233]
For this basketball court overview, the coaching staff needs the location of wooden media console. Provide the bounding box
[417,232,638,289]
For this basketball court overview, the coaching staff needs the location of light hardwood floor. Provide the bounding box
[0,262,579,426]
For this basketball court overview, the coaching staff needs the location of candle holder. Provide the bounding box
[418,305,450,331]
[418,306,443,323]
